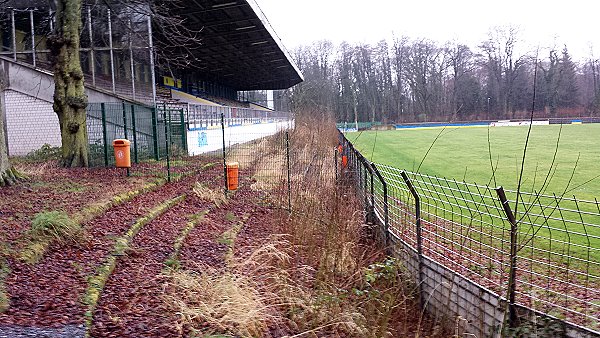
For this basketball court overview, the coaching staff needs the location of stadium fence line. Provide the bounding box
[337,130,599,338]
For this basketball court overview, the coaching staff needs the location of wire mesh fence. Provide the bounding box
[86,102,191,179]
[4,91,294,184]
[337,130,600,337]
[86,102,293,182]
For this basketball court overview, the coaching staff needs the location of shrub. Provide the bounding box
[24,144,62,162]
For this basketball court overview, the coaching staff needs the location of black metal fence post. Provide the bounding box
[163,106,171,182]
[180,108,187,152]
[370,170,375,210]
[221,112,227,193]
[151,106,159,161]
[365,166,376,225]
[371,163,389,247]
[120,102,127,138]
[495,186,519,330]
[121,103,130,176]
[100,103,109,167]
[363,159,368,213]
[401,171,425,309]
[130,104,138,164]
[286,130,291,212]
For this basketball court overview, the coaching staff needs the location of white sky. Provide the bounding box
[255,0,600,61]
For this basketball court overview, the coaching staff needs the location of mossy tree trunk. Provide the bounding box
[49,0,89,167]
[0,108,17,187]
[0,69,18,187]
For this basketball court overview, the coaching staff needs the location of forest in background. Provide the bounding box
[284,26,600,123]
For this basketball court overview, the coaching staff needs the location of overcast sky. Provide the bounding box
[255,0,599,61]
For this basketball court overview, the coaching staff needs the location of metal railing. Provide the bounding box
[337,130,600,337]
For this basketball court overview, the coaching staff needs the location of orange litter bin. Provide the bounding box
[226,162,239,191]
[342,155,348,168]
[113,139,131,168]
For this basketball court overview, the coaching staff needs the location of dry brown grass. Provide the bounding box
[164,239,291,337]
[164,112,447,337]
[193,182,227,207]
[167,269,270,337]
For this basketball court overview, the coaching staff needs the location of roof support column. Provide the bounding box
[87,6,96,87]
[107,8,116,93]
[147,15,156,105]
[11,9,16,61]
[128,19,136,100]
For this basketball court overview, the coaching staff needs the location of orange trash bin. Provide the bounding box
[342,155,348,168]
[113,139,131,168]
[226,162,239,191]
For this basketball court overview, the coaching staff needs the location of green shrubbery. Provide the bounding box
[24,144,62,162]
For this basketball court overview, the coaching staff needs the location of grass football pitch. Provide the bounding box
[347,124,600,201]
[348,124,600,264]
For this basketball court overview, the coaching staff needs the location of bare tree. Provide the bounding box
[288,32,593,123]
[0,0,15,186]
[392,36,409,122]
[403,39,445,120]
[480,26,529,118]
[288,41,337,113]
[337,42,357,126]
[44,0,202,167]
[446,42,477,119]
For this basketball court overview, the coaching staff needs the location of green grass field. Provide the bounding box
[348,124,600,201]
[348,124,600,265]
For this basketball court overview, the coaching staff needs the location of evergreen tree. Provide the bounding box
[558,46,579,109]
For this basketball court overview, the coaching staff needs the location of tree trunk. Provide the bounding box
[0,72,18,186]
[49,0,89,167]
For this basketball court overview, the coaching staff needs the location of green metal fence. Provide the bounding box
[86,102,187,168]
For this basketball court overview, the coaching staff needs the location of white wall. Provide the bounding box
[187,120,293,155]
[3,90,61,156]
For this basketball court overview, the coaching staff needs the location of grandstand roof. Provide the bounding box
[4,0,303,91]
[160,0,303,90]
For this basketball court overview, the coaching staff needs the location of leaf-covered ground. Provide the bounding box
[0,157,444,337]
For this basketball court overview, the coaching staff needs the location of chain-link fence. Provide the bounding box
[3,91,294,183]
[337,130,600,337]
[85,102,293,181]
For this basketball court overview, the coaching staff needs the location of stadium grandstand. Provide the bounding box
[0,0,303,155]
